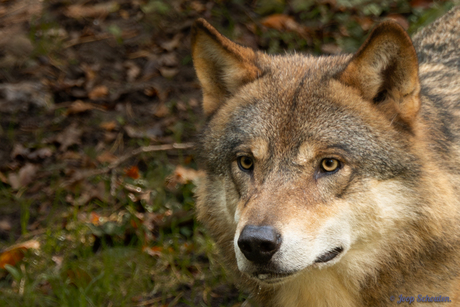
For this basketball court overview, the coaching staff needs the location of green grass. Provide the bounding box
[0,152,242,306]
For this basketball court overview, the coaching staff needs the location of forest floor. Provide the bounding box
[0,0,457,306]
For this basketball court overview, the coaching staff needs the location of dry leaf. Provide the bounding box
[55,123,83,151]
[167,165,204,189]
[11,143,29,159]
[0,220,12,231]
[124,61,141,82]
[0,172,7,184]
[99,121,117,131]
[60,151,83,160]
[386,14,409,30]
[65,2,120,19]
[90,212,101,225]
[261,14,302,32]
[88,85,109,100]
[96,151,118,163]
[159,67,179,79]
[142,246,163,257]
[27,147,54,160]
[125,166,140,179]
[7,163,38,189]
[160,34,183,51]
[72,182,108,206]
[154,103,169,117]
[66,100,94,115]
[410,0,434,9]
[0,240,40,269]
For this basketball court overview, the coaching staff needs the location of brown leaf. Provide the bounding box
[142,246,163,257]
[7,163,38,190]
[27,147,54,160]
[124,61,141,82]
[96,151,118,163]
[55,123,83,151]
[386,14,409,30]
[153,103,169,117]
[99,121,117,131]
[11,144,29,159]
[0,220,12,231]
[65,2,120,19]
[125,166,140,179]
[0,172,7,184]
[88,85,109,100]
[166,165,204,189]
[60,151,83,161]
[159,67,179,79]
[410,0,434,9]
[66,100,94,115]
[261,14,304,33]
[90,212,101,225]
[160,34,183,51]
[0,240,40,269]
[355,16,374,31]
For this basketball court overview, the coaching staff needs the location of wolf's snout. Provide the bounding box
[237,225,281,263]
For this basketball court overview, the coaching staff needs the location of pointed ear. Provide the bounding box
[191,19,261,115]
[337,20,420,124]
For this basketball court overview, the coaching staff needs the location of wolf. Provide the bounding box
[192,6,460,307]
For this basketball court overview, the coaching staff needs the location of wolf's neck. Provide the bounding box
[272,267,359,307]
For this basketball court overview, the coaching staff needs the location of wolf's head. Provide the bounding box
[192,19,425,285]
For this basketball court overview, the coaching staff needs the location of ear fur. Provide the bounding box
[191,19,261,115]
[337,20,421,125]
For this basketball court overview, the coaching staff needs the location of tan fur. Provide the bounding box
[193,7,460,307]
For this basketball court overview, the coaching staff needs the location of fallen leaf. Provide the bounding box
[0,82,53,112]
[0,220,12,231]
[55,123,83,151]
[166,165,204,189]
[124,61,141,82]
[66,100,94,115]
[96,151,118,163]
[0,172,7,184]
[153,103,169,117]
[142,246,163,257]
[160,34,183,51]
[88,85,109,100]
[125,166,140,179]
[0,240,40,269]
[7,163,38,189]
[65,2,120,19]
[10,144,29,159]
[386,14,409,30]
[410,0,434,9]
[60,151,83,160]
[159,67,179,79]
[99,121,117,131]
[90,212,101,225]
[27,147,54,160]
[355,16,374,31]
[72,182,108,206]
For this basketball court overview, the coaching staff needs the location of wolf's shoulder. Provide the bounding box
[412,6,460,66]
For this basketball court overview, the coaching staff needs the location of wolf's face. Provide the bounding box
[192,20,422,285]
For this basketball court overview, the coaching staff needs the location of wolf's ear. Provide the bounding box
[191,19,261,115]
[337,21,420,123]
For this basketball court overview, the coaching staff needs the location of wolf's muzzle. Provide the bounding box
[237,225,282,264]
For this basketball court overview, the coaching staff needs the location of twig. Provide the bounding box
[63,142,194,186]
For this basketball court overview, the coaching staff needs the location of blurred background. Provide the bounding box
[0,0,458,306]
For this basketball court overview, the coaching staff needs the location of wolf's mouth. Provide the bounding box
[252,271,296,284]
[315,247,344,263]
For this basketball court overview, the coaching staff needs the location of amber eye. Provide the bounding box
[321,158,340,173]
[238,156,254,171]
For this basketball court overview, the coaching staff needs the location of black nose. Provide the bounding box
[237,225,281,264]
